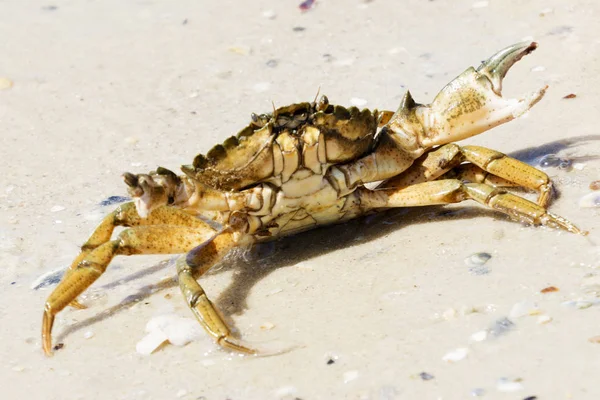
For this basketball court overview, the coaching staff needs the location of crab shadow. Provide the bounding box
[55,134,600,344]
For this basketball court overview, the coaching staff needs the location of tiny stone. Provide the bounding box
[419,372,434,381]
[530,66,546,72]
[327,358,335,365]
[124,136,139,144]
[589,180,600,190]
[53,343,64,351]
[563,93,577,99]
[465,252,492,275]
[523,397,538,400]
[343,370,359,383]
[266,59,278,68]
[50,205,65,213]
[84,331,94,339]
[292,26,306,32]
[489,317,515,337]
[471,388,485,397]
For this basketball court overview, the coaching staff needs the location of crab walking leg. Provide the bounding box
[63,203,214,308]
[176,232,258,354]
[383,144,553,207]
[42,224,217,355]
[358,180,584,234]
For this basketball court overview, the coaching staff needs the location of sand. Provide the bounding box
[1,1,600,399]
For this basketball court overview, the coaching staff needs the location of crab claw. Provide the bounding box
[387,42,547,151]
[123,167,184,218]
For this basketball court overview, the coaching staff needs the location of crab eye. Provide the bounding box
[316,95,329,111]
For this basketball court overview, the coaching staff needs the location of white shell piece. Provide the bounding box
[136,330,168,355]
[442,347,469,362]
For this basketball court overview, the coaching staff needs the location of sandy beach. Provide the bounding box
[1,1,599,399]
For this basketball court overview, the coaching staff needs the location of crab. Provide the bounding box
[42,42,585,356]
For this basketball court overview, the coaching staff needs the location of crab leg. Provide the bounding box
[383,144,553,207]
[61,202,213,308]
[42,220,217,355]
[176,231,256,354]
[358,180,584,234]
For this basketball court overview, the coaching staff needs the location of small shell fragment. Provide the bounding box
[579,192,600,208]
[343,370,359,383]
[563,93,577,99]
[588,336,600,343]
[136,330,168,355]
[50,205,65,213]
[590,180,600,191]
[496,377,524,392]
[442,347,469,362]
[470,330,488,342]
[531,66,546,72]
[260,322,275,330]
[83,331,95,339]
[537,315,552,324]
[540,286,559,293]
[509,300,540,319]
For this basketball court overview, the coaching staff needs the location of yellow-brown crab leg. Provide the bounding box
[42,221,217,355]
[382,144,554,207]
[61,202,213,308]
[358,179,584,234]
[176,231,259,354]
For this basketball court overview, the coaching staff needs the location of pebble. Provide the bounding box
[579,192,600,208]
[136,314,205,355]
[419,372,434,381]
[266,59,278,68]
[83,331,95,339]
[489,317,515,337]
[99,195,130,206]
[496,377,524,392]
[343,370,359,383]
[31,267,65,290]
[442,347,469,362]
[50,205,65,213]
[590,180,600,191]
[470,388,485,397]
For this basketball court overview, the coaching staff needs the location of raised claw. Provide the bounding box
[123,168,185,218]
[477,41,538,95]
[385,42,548,149]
